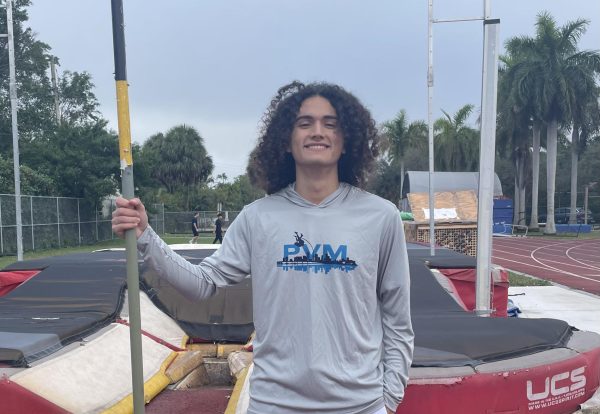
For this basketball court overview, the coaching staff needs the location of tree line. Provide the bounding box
[1,3,599,232]
[0,1,263,213]
[368,12,600,234]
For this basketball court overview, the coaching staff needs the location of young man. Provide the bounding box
[112,81,413,414]
[189,212,200,244]
[213,212,223,244]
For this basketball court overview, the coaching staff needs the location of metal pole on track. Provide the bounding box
[30,196,34,250]
[110,1,145,412]
[57,197,61,248]
[475,0,500,317]
[4,0,24,261]
[427,0,436,256]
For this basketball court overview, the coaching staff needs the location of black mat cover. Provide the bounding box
[0,245,573,368]
[140,249,254,343]
[0,252,128,366]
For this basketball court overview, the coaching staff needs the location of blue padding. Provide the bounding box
[493,199,513,208]
[555,224,592,233]
[493,223,511,234]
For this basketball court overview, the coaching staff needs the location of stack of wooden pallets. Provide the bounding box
[404,190,478,256]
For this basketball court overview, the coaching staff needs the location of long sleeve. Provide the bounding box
[377,211,414,412]
[137,209,252,302]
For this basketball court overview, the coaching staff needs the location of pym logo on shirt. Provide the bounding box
[276,232,358,274]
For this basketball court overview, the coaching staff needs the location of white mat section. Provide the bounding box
[11,324,173,414]
[509,286,600,333]
[235,363,253,414]
[169,243,221,250]
[121,290,187,349]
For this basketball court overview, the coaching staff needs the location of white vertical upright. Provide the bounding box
[95,203,99,241]
[427,2,490,257]
[50,57,61,125]
[5,0,23,261]
[30,196,34,250]
[77,199,81,245]
[57,197,61,248]
[475,0,500,316]
[0,198,3,254]
[427,0,436,256]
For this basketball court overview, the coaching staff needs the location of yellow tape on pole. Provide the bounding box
[116,80,133,169]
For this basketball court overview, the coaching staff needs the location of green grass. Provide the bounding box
[0,233,217,270]
[508,271,552,286]
[162,233,216,245]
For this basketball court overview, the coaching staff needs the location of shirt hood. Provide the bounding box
[275,182,354,208]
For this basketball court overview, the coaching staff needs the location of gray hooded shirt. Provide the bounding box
[138,183,414,414]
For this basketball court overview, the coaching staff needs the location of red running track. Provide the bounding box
[492,236,600,296]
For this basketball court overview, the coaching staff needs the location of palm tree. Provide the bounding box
[216,173,228,185]
[142,125,214,210]
[380,110,427,203]
[496,66,531,226]
[502,12,599,234]
[567,87,600,224]
[497,41,542,227]
[433,105,479,172]
[530,121,542,229]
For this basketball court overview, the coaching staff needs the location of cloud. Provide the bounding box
[26,0,600,183]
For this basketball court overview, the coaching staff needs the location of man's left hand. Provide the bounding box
[386,409,394,414]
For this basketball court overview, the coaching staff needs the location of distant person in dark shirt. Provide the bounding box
[189,212,200,244]
[213,213,223,244]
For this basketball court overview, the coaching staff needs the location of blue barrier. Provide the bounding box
[555,224,592,233]
[493,223,511,235]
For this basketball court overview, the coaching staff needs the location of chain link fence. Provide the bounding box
[148,203,165,235]
[163,211,240,234]
[0,194,107,255]
[0,193,241,255]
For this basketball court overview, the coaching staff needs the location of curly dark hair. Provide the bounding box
[247,81,379,194]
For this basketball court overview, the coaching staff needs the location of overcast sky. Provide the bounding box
[26,1,600,180]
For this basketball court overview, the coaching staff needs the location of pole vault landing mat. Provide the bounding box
[396,246,600,414]
[0,245,599,414]
[224,246,600,414]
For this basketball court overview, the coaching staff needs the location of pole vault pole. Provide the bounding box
[110,1,145,412]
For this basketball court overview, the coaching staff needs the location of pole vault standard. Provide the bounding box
[427,1,499,316]
[110,1,145,412]
[426,0,435,257]
[474,2,500,317]
[427,1,489,256]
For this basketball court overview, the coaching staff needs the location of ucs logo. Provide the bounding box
[526,367,586,401]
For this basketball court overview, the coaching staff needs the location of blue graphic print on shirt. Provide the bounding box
[276,232,358,274]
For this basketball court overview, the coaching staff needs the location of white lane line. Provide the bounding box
[492,255,600,284]
[494,238,600,249]
[566,251,600,260]
[493,247,600,273]
[530,248,600,263]
[494,239,600,268]
[566,244,600,271]
[494,242,589,255]
[529,242,600,282]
